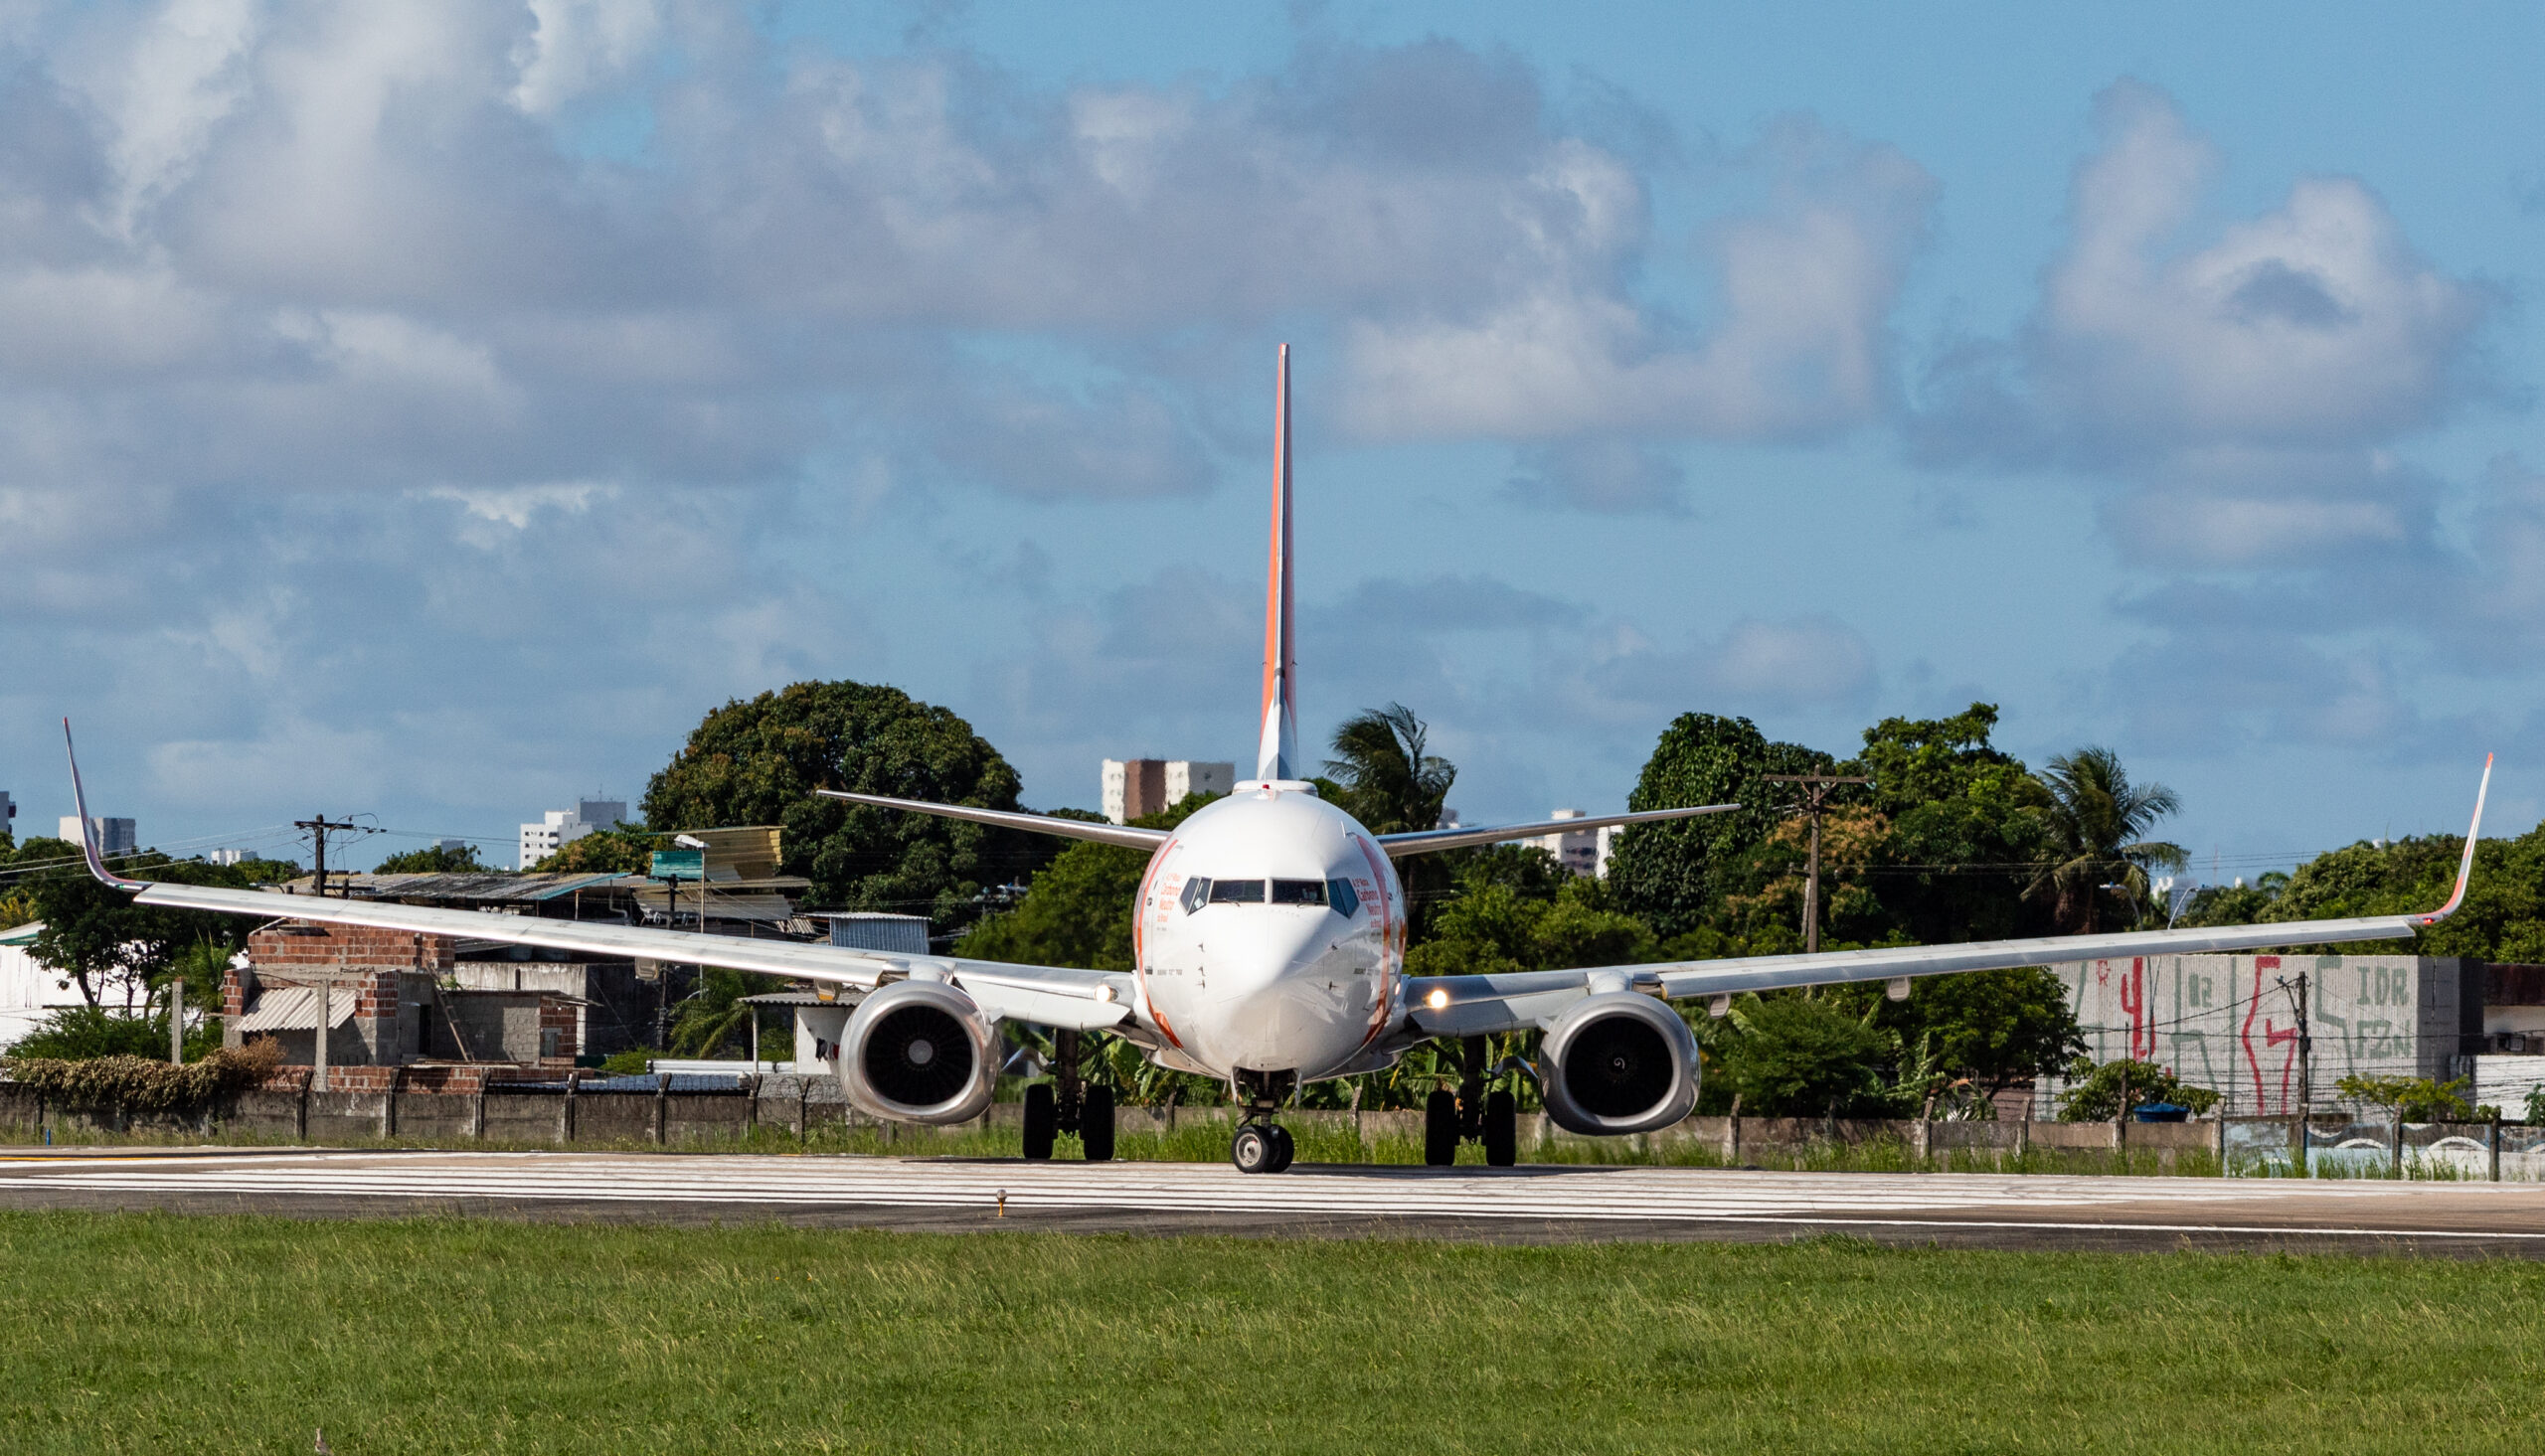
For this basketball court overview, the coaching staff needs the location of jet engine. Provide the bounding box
[1537,992,1700,1136]
[839,979,1000,1124]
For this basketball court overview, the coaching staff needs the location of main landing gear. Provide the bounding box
[1424,1036,1518,1168]
[1021,1029,1115,1162]
[1229,1069,1296,1174]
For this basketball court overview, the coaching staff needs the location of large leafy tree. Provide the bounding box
[1607,714,1833,940]
[1715,993,1901,1118]
[1876,966,2086,1100]
[2028,746,2186,933]
[374,842,489,875]
[642,681,1049,930]
[1852,705,2054,944]
[5,837,297,1010]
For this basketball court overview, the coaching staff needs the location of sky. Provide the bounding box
[1,0,2541,877]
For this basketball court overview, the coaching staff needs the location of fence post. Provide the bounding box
[2391,1115,2406,1181]
[471,1075,486,1142]
[296,1069,310,1142]
[2215,1115,2229,1178]
[796,1078,808,1143]
[2489,1110,2502,1183]
[1912,1115,1930,1168]
[561,1070,578,1145]
[744,1074,760,1142]
[654,1071,670,1145]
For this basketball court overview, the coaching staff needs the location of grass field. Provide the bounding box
[3,1212,2541,1454]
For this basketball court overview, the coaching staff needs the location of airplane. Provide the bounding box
[62,344,2494,1174]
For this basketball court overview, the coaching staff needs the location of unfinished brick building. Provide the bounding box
[225,921,580,1074]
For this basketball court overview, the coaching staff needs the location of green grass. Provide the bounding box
[0,1213,2540,1453]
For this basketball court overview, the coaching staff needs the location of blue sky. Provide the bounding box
[0,1,2539,878]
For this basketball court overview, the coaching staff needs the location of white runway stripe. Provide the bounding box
[10,1152,2543,1230]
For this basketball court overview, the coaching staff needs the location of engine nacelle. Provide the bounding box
[839,979,1000,1124]
[1537,992,1700,1137]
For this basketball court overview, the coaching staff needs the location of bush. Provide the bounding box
[598,1049,658,1075]
[9,1005,223,1061]
[1718,993,1901,1118]
[2054,1058,2219,1121]
[3,1041,281,1113]
[2336,1074,2474,1122]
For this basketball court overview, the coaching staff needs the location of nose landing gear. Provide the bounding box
[1423,1036,1520,1168]
[1229,1068,1297,1174]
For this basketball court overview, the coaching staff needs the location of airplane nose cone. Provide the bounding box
[1192,914,1370,1075]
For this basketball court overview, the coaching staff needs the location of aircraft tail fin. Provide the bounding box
[1256,343,1299,782]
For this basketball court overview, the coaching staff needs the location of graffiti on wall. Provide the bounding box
[2053,954,2460,1115]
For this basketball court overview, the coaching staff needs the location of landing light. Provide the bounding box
[1094,985,1116,1003]
[1426,988,1449,1011]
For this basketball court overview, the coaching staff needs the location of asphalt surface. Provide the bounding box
[3,1148,2541,1255]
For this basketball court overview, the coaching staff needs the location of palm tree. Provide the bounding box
[2028,746,2188,933]
[1323,704,1455,835]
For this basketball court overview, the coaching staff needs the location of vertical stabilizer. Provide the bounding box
[1256,344,1299,782]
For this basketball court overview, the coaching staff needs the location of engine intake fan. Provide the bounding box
[1537,992,1699,1136]
[840,979,999,1123]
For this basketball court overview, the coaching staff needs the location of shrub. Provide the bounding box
[10,1005,223,1061]
[2055,1057,2220,1121]
[2336,1074,2474,1122]
[3,1041,281,1113]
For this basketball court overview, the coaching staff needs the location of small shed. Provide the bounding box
[739,987,872,1072]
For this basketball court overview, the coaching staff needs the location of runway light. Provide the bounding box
[1426,988,1449,1011]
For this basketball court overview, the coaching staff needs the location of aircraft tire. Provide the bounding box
[1266,1123,1295,1173]
[1482,1089,1517,1167]
[1082,1084,1115,1162]
[1424,1088,1458,1166]
[1023,1082,1056,1161]
[1231,1123,1278,1174]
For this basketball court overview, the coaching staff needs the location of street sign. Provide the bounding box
[649,849,705,881]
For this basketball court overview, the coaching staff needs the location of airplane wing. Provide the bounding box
[1375,802,1739,857]
[60,725,1132,1033]
[815,789,1167,850]
[1400,756,2493,1040]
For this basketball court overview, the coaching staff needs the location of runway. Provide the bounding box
[3,1148,2542,1254]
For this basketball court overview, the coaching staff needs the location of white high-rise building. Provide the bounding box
[1528,809,1601,878]
[59,816,136,856]
[520,799,626,869]
[1102,760,1235,824]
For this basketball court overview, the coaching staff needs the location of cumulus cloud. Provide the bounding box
[1347,122,1934,443]
[1916,81,2492,567]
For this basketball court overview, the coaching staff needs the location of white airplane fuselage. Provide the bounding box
[1125,779,1407,1083]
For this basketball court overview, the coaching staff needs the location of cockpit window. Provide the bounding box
[1207,879,1266,904]
[1327,878,1360,918]
[1178,878,1210,914]
[1270,879,1327,907]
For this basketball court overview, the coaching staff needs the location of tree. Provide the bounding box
[1323,704,1455,835]
[1608,714,1834,941]
[374,842,490,875]
[1878,966,2085,1100]
[1715,993,1901,1118]
[668,967,786,1058]
[641,681,1051,931]
[2028,746,2186,933]
[8,840,282,1010]
[1404,863,1655,979]
[533,825,661,877]
[953,794,1219,971]
[1852,705,2054,945]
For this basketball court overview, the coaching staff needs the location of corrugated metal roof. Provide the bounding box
[235,986,359,1033]
[739,990,868,1006]
[273,873,637,903]
[0,922,42,947]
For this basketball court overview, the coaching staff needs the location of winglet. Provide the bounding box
[2419,752,2492,925]
[1256,343,1299,783]
[62,720,145,890]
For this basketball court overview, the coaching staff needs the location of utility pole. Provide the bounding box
[293,815,377,898]
[1764,774,1869,953]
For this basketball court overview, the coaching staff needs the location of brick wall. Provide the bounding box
[539,997,580,1064]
